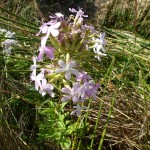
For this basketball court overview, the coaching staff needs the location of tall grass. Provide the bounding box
[0,0,150,150]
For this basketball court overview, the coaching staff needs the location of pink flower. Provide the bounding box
[76,71,91,83]
[78,81,100,102]
[61,82,81,103]
[86,82,100,100]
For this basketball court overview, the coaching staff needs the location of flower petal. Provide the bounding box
[68,61,76,67]
[41,78,47,87]
[69,8,77,13]
[40,90,46,96]
[58,60,66,67]
[61,95,72,102]
[41,36,47,47]
[41,25,48,34]
[55,68,65,73]
[65,71,71,80]
[37,47,44,62]
[30,73,36,81]
[46,84,54,90]
[70,69,79,75]
[51,29,59,37]
[62,87,71,94]
[45,46,55,60]
[55,13,64,18]
[72,96,79,103]
[52,22,61,29]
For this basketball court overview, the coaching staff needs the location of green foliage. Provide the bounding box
[38,100,88,149]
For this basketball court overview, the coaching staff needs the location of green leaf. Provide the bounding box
[66,122,78,135]
[60,137,71,150]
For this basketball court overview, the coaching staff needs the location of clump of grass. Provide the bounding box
[102,0,150,39]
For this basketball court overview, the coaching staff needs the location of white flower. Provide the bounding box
[2,39,17,55]
[1,29,17,55]
[36,22,61,48]
[55,60,79,80]
[30,56,37,80]
[30,69,45,91]
[93,32,107,61]
[5,31,15,38]
[39,78,55,97]
[71,103,87,117]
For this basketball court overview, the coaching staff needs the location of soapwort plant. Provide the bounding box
[30,8,106,149]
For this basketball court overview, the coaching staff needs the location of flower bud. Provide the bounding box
[46,73,56,79]
[50,74,61,83]
[64,36,71,49]
[74,39,84,52]
[66,53,70,64]
[49,34,58,47]
[62,79,68,86]
[76,18,83,28]
[59,42,66,53]
[70,34,77,51]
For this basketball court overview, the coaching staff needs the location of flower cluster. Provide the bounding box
[0,28,18,55]
[30,8,106,116]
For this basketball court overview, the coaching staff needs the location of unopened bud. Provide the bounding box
[66,53,70,64]
[50,74,61,83]
[49,34,58,47]
[74,39,84,52]
[62,79,68,86]
[70,34,77,51]
[46,73,56,79]
[59,42,66,53]
[64,36,71,49]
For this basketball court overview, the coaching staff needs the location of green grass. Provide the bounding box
[0,0,150,150]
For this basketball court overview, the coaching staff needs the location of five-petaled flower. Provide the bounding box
[39,78,55,97]
[76,71,91,83]
[61,82,81,103]
[55,60,79,80]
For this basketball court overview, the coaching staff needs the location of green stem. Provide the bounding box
[0,16,38,30]
[0,70,31,72]
[98,97,115,150]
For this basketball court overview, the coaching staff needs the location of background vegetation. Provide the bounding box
[0,0,150,149]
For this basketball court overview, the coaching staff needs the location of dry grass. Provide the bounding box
[0,0,150,150]
[89,87,150,149]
